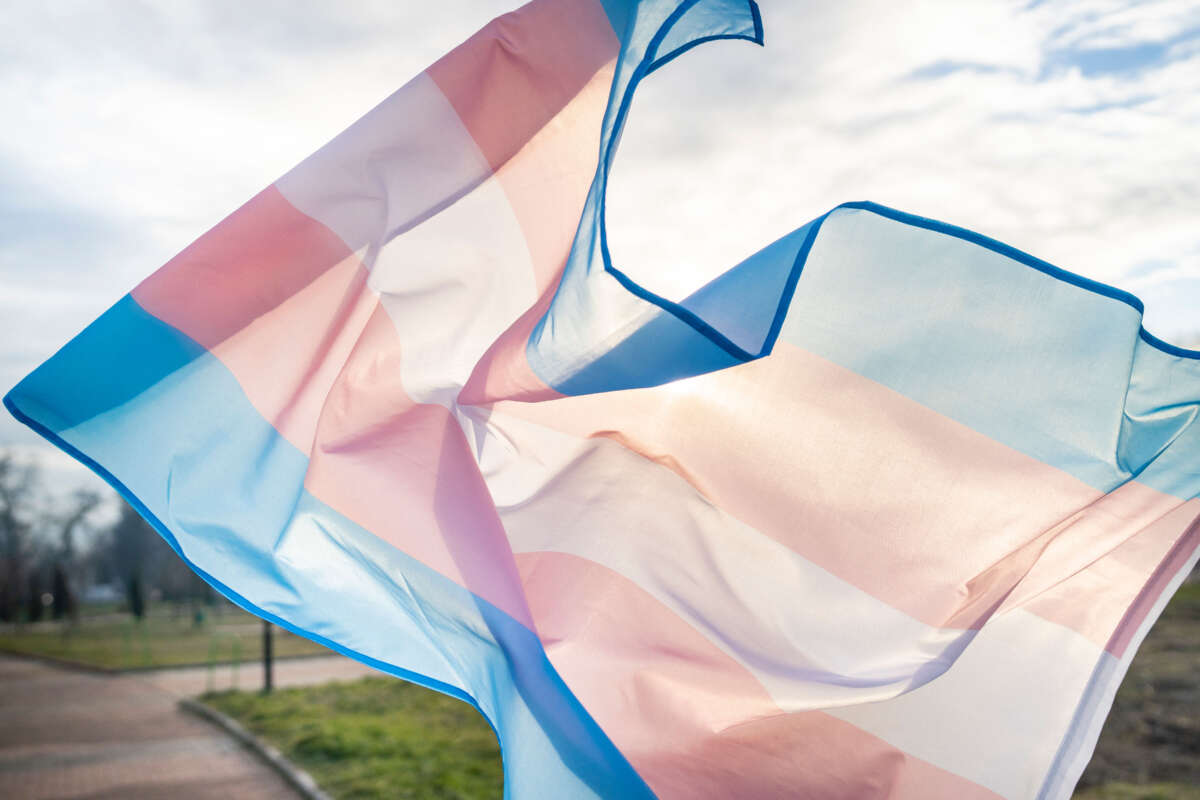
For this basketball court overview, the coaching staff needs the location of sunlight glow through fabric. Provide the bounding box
[7,2,1200,798]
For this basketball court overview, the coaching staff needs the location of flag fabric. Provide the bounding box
[7,1,1200,798]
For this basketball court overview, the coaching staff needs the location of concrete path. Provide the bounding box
[0,653,376,799]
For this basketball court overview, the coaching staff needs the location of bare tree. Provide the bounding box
[0,454,38,623]
[48,490,102,622]
[108,502,164,619]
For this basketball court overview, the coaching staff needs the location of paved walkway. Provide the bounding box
[0,654,375,799]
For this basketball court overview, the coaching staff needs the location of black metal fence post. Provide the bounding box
[262,619,273,694]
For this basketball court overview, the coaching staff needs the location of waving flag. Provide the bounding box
[6,1,1200,797]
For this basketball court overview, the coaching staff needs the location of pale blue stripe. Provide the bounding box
[778,205,1200,498]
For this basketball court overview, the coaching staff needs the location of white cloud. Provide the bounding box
[1034,0,1200,52]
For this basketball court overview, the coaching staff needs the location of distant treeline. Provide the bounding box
[0,453,212,623]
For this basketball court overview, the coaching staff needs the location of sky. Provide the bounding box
[1,0,1198,499]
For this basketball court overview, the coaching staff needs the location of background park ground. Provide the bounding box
[0,602,327,671]
[3,580,1196,800]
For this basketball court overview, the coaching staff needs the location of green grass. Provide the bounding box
[204,677,502,800]
[0,606,329,669]
[1074,783,1200,800]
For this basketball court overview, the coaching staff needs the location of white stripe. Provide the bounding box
[370,175,537,407]
[275,71,491,255]
[830,607,1106,800]
[467,404,975,710]
[276,70,539,408]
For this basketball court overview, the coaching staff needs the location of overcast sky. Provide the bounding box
[2,0,1198,496]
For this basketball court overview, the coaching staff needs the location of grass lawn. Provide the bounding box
[0,605,329,669]
[200,582,1200,799]
[205,677,502,800]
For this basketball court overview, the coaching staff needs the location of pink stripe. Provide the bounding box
[301,306,535,630]
[1007,494,1200,652]
[517,551,1000,799]
[459,283,564,405]
[460,60,617,405]
[207,250,377,453]
[495,344,1186,640]
[1105,507,1200,657]
[493,61,615,293]
[636,712,999,800]
[132,186,352,350]
[427,0,619,173]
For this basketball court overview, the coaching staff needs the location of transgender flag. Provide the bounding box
[7,1,1200,798]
